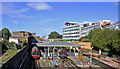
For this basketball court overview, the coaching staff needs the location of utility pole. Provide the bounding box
[89,48,93,68]
[52,47,56,66]
[53,47,55,61]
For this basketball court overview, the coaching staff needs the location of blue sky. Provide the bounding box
[2,2,118,36]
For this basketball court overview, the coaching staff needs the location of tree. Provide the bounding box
[2,28,11,40]
[7,42,16,49]
[81,38,90,42]
[23,40,27,46]
[90,28,120,55]
[87,28,102,40]
[2,40,17,49]
[48,31,62,39]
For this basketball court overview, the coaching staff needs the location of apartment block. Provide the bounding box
[10,31,36,43]
[63,20,113,40]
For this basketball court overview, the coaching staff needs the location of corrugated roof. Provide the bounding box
[36,41,84,47]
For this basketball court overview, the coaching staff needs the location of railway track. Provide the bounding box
[36,60,41,68]
[83,53,117,69]
[63,58,80,69]
[1,47,29,69]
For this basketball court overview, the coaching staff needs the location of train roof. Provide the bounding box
[32,46,39,50]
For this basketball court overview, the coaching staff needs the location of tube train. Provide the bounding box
[31,45,40,59]
[58,49,67,59]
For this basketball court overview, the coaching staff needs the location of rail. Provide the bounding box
[83,53,116,69]
[1,46,30,69]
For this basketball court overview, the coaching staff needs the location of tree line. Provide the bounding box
[81,28,120,55]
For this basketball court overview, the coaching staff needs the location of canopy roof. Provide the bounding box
[36,41,85,47]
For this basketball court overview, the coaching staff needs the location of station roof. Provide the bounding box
[36,41,85,47]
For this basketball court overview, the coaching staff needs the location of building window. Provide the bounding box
[24,34,27,37]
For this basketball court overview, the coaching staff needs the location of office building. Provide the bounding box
[63,20,113,40]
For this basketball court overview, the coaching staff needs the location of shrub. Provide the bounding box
[81,38,90,42]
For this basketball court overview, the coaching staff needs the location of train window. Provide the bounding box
[37,51,39,55]
[60,51,66,55]
[32,51,36,55]
[32,51,39,55]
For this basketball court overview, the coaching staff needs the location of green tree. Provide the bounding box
[2,40,17,49]
[90,28,120,55]
[2,28,11,40]
[87,28,101,40]
[23,40,27,46]
[81,38,90,42]
[2,40,9,47]
[48,31,62,39]
[7,42,16,49]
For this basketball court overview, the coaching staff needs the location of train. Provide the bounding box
[31,45,40,59]
[58,49,67,59]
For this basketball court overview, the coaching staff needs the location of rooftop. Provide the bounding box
[36,41,85,47]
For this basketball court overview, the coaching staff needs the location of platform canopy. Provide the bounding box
[36,41,85,47]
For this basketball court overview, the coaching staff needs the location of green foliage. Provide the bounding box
[88,28,120,55]
[2,40,9,46]
[48,31,62,39]
[87,28,102,40]
[81,38,90,42]
[0,30,2,40]
[2,40,17,49]
[1,49,19,62]
[17,43,22,49]
[1,28,11,40]
[23,40,27,46]
[7,42,17,49]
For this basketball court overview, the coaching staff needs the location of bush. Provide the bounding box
[2,40,9,46]
[81,38,90,42]
[2,40,17,49]
[7,42,16,49]
[23,40,27,46]
[17,43,22,49]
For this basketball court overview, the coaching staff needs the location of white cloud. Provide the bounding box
[12,21,19,24]
[2,3,32,18]
[27,3,52,10]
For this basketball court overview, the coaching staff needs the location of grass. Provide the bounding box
[0,49,20,62]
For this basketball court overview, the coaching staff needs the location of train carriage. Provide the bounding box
[58,49,67,59]
[31,46,40,59]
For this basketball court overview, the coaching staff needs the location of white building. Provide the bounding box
[105,22,120,30]
[63,20,113,40]
[9,38,20,44]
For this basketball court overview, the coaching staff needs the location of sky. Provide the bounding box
[2,2,118,36]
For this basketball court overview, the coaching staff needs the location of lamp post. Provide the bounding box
[89,47,93,68]
[53,47,55,61]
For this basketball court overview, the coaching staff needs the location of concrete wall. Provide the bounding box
[9,38,20,44]
[10,37,28,43]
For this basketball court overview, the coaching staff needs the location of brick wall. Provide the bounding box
[70,41,92,50]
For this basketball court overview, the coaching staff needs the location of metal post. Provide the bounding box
[48,47,50,56]
[74,47,75,56]
[89,49,92,68]
[53,47,55,61]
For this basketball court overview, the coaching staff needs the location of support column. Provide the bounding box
[69,47,71,53]
[53,47,55,61]
[89,49,92,68]
[44,47,47,59]
[48,47,50,56]
[74,47,76,56]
